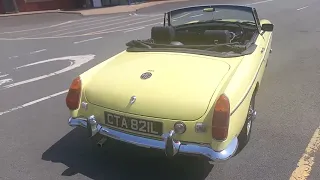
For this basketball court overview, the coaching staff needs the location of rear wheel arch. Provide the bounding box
[254,82,259,96]
[250,82,259,110]
[236,84,258,153]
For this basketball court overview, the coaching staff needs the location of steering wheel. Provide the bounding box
[220,22,244,42]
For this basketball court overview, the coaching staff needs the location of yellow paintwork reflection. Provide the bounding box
[183,19,255,25]
[186,20,200,24]
[203,8,214,12]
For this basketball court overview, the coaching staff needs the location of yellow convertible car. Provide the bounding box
[66,4,273,162]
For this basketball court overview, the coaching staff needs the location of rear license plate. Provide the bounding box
[104,112,163,136]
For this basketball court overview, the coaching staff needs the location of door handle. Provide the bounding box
[261,48,265,53]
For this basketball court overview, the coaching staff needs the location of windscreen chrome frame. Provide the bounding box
[166,4,261,31]
[163,13,167,26]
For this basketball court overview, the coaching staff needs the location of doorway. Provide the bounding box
[2,0,18,13]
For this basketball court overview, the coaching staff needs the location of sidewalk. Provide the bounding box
[0,0,189,17]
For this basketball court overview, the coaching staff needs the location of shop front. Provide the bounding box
[0,0,18,13]
[93,0,146,7]
[0,0,76,13]
[0,0,151,14]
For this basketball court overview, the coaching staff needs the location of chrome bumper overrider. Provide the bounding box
[68,115,238,161]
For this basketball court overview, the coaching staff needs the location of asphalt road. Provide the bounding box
[0,0,319,180]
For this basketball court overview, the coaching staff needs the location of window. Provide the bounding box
[25,0,53,3]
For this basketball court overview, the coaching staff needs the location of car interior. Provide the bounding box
[150,23,259,47]
[125,21,263,55]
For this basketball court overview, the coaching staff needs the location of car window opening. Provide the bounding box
[126,21,259,57]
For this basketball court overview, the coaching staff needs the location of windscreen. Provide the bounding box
[169,5,256,26]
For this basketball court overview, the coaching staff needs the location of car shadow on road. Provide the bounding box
[42,128,214,180]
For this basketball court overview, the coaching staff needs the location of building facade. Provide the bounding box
[0,0,155,14]
[0,0,77,14]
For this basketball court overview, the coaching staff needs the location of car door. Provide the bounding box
[252,9,271,84]
[261,29,272,67]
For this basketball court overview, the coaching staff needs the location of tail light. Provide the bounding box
[212,94,230,141]
[66,76,82,110]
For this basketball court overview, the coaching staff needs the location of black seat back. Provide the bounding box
[151,26,175,44]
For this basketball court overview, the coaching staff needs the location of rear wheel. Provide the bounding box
[238,95,256,151]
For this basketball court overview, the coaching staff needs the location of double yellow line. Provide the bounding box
[290,127,320,180]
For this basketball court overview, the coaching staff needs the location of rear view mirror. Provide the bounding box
[261,23,274,32]
[203,8,215,12]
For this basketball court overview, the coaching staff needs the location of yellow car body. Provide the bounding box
[66,5,274,162]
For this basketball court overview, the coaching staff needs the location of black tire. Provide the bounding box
[238,95,256,151]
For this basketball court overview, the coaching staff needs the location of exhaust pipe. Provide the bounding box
[97,137,108,148]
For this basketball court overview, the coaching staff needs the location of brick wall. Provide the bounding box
[15,0,75,12]
[0,0,4,13]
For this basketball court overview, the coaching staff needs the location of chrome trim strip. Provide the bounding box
[167,5,260,31]
[68,116,238,161]
[230,33,272,115]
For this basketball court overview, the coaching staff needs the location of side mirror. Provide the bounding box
[261,23,274,32]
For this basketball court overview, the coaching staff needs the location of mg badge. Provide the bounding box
[140,72,152,80]
[129,96,136,104]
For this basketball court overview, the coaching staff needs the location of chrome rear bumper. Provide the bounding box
[68,116,238,161]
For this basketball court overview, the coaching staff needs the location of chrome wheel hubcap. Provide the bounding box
[248,104,254,116]
[247,104,254,136]
[247,120,251,136]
